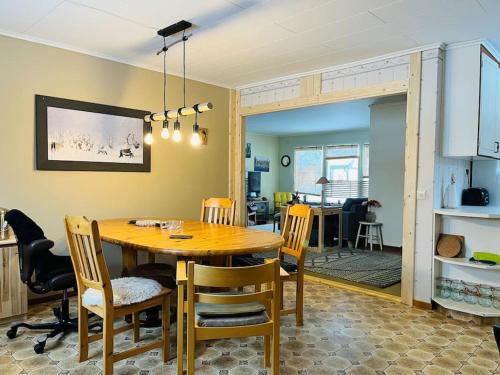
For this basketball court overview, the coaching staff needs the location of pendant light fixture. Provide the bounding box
[145,20,213,145]
[191,112,201,146]
[173,115,181,142]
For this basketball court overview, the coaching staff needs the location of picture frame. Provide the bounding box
[254,156,270,172]
[36,95,151,172]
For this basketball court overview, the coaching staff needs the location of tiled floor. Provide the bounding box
[0,281,498,374]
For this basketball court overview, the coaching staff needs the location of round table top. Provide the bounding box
[98,219,284,257]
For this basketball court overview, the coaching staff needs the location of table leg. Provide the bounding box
[177,282,184,375]
[121,246,137,276]
[338,212,343,249]
[318,213,324,252]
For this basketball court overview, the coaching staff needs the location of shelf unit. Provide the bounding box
[434,255,500,270]
[432,207,500,318]
[433,297,499,317]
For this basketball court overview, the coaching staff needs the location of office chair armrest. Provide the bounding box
[27,239,55,252]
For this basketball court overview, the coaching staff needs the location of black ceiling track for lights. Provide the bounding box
[157,20,192,38]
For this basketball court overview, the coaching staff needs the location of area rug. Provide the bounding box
[304,249,402,288]
[254,249,401,288]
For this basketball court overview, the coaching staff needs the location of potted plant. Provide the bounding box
[363,199,381,222]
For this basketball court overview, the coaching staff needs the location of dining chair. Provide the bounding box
[200,197,236,225]
[233,204,313,326]
[278,204,313,326]
[64,216,173,375]
[181,259,281,375]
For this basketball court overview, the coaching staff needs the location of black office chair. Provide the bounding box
[4,209,100,353]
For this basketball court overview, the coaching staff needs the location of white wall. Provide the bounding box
[245,132,280,208]
[472,160,500,206]
[369,100,406,247]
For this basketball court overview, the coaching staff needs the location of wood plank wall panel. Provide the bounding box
[240,78,300,107]
[321,55,410,94]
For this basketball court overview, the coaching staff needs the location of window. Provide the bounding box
[294,147,323,195]
[362,143,370,178]
[325,144,359,182]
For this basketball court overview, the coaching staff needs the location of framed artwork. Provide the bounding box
[245,143,251,158]
[36,95,151,172]
[254,156,270,172]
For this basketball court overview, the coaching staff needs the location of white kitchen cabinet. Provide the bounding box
[443,43,500,159]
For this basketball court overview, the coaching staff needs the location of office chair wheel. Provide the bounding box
[6,328,17,339]
[34,341,45,354]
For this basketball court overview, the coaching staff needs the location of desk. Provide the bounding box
[0,231,28,322]
[98,219,284,375]
[280,205,342,252]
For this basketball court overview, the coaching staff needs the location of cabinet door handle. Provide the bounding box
[495,141,500,153]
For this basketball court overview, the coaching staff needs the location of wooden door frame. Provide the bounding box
[229,52,422,306]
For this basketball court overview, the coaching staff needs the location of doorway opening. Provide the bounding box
[243,95,407,298]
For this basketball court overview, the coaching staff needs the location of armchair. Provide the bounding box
[272,192,292,232]
[341,198,368,244]
[4,209,100,353]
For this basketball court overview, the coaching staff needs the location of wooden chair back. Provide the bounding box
[200,198,236,225]
[280,204,313,262]
[65,216,112,301]
[187,259,280,310]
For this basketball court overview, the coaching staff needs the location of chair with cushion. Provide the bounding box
[4,209,100,354]
[180,259,281,375]
[272,192,292,232]
[233,204,313,325]
[65,215,173,375]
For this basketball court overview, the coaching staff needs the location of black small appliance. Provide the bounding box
[461,188,489,206]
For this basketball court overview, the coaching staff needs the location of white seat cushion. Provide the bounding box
[82,277,162,307]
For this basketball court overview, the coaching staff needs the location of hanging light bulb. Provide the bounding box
[191,122,200,146]
[173,117,181,142]
[145,124,154,145]
[161,120,170,139]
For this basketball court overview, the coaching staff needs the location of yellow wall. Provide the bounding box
[0,35,229,278]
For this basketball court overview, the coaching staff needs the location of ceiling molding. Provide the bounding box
[237,42,444,90]
[0,28,232,89]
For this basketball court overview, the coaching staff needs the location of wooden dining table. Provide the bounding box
[98,219,284,272]
[98,218,284,374]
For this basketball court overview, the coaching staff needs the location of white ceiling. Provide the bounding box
[246,98,375,136]
[1,0,500,87]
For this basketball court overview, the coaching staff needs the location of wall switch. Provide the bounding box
[417,190,427,200]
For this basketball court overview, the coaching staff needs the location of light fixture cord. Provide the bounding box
[163,36,167,112]
[183,30,186,108]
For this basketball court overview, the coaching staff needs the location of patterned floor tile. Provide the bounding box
[0,281,498,374]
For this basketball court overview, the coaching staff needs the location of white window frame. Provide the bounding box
[293,146,323,196]
[362,143,370,178]
[325,144,360,182]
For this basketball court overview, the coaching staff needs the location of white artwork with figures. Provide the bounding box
[47,107,144,164]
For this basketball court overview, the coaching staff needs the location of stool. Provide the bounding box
[355,221,384,251]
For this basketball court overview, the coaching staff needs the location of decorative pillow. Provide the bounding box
[82,277,162,306]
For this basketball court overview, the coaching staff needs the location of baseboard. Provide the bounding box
[413,299,432,310]
[305,274,401,303]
